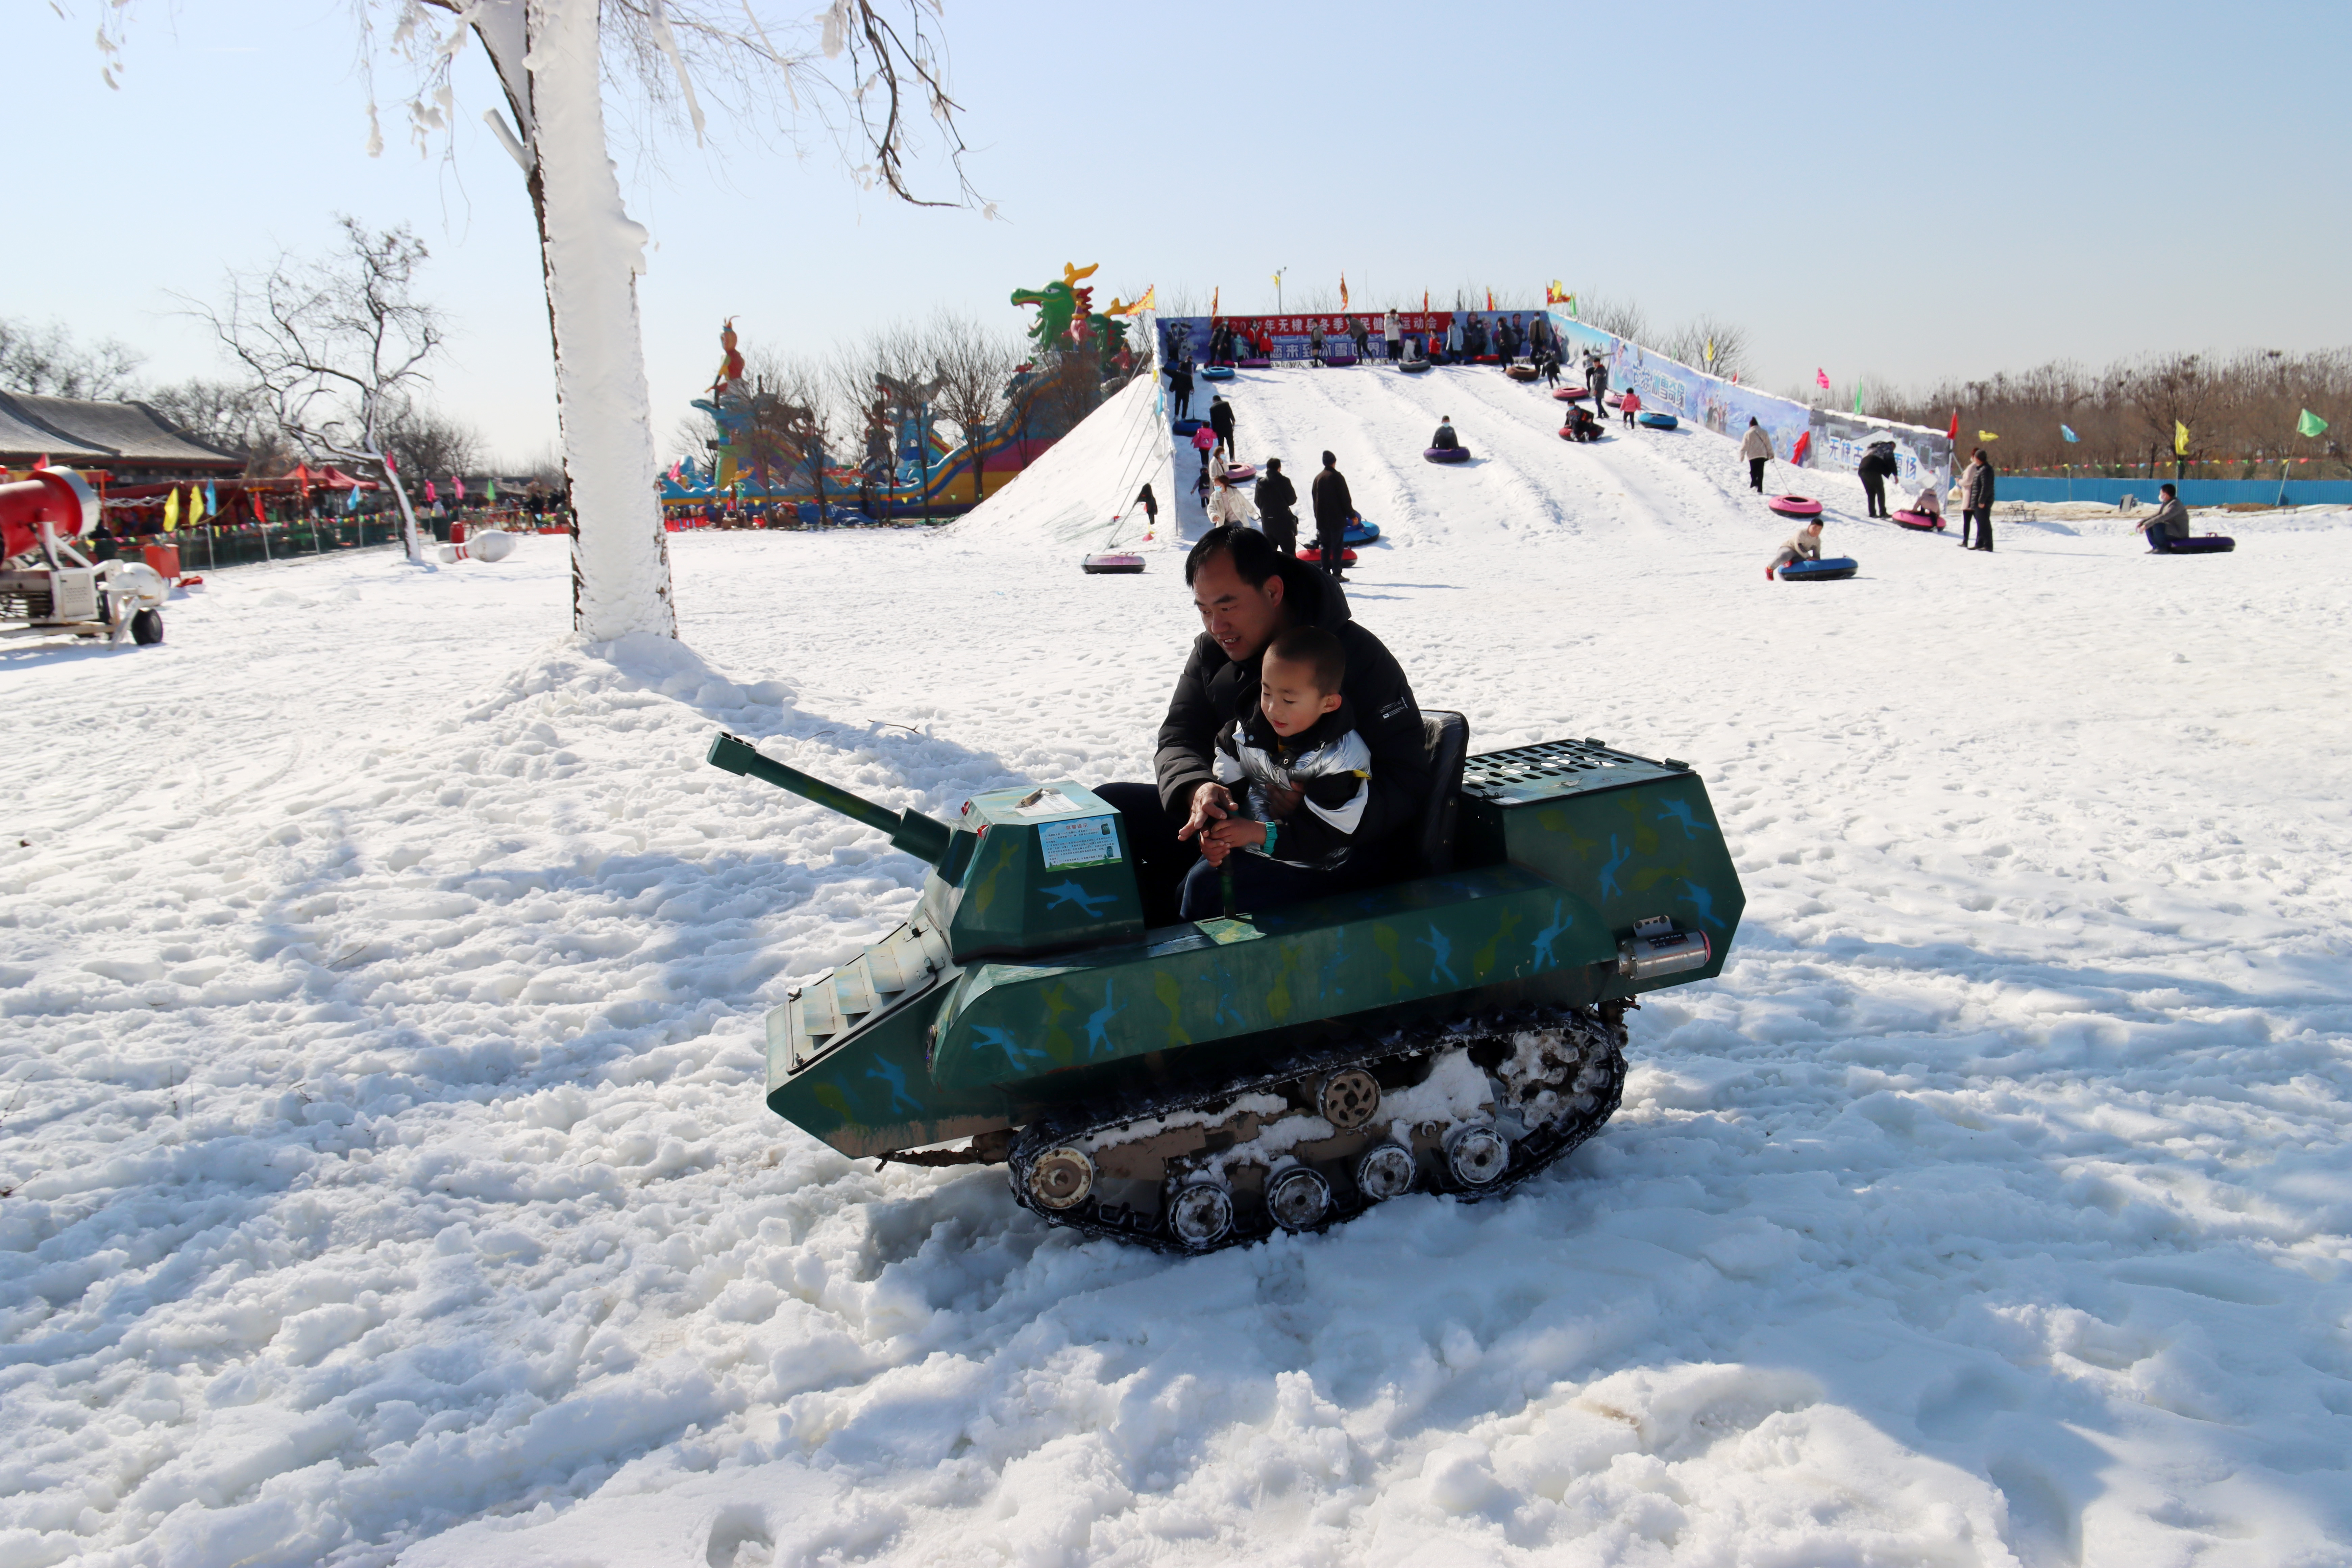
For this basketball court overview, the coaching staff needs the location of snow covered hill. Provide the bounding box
[4,366,2350,1567]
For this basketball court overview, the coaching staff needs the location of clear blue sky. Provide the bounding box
[17,1,2349,459]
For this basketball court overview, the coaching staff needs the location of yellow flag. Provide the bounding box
[1134,284,1155,312]
[1339,272,1349,308]
[191,485,206,524]
[1978,431,1999,442]
[2174,420,2190,455]
[163,488,180,532]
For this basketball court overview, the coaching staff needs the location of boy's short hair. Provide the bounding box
[1267,626,1345,693]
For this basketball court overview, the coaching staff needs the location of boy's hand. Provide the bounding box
[1203,819,1267,852]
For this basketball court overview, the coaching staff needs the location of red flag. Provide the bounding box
[1947,409,1959,441]
[1486,289,1494,312]
[252,492,265,522]
[33,454,50,470]
[1422,290,1428,313]
[1792,431,1812,466]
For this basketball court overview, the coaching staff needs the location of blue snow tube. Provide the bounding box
[1637,411,1679,430]
[1201,365,1236,381]
[1777,556,1858,582]
[1173,418,1203,436]
[2153,535,2235,554]
[1424,446,1471,464]
[1344,518,1381,545]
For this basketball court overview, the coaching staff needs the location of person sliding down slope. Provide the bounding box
[1430,418,1461,451]
[1768,519,1825,579]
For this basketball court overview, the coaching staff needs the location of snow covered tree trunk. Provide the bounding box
[476,0,676,640]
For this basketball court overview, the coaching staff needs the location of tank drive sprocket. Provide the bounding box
[1006,1002,1629,1254]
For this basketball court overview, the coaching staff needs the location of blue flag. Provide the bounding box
[205,481,219,515]
[2060,424,2079,443]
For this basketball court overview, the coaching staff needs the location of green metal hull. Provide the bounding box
[750,737,1745,1159]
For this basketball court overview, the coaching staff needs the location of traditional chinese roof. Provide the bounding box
[0,392,244,471]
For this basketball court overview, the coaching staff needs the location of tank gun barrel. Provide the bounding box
[707,732,954,866]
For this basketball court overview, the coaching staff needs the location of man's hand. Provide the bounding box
[1177,782,1233,843]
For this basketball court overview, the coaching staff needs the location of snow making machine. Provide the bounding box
[1,468,168,646]
[708,722,1744,1253]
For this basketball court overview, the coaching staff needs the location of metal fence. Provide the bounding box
[81,519,426,571]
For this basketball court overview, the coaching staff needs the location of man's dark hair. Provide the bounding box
[2160,482,2178,497]
[1185,523,1282,587]
[1267,625,1345,693]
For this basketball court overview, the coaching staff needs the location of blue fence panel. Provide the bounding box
[1995,478,2352,506]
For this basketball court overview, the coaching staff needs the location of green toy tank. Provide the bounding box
[707,722,1744,1252]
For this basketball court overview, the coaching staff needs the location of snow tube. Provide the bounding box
[1222,464,1257,484]
[1558,426,1609,442]
[1767,495,1824,519]
[1424,446,1471,464]
[1603,392,1624,409]
[2155,535,2236,554]
[1344,519,1380,546]
[1399,359,1432,374]
[1299,544,1358,566]
[1238,358,1272,369]
[1637,411,1679,430]
[1473,354,1501,365]
[1200,365,1236,381]
[1506,365,1539,382]
[1082,553,1146,574]
[1551,387,1588,402]
[1891,510,1945,532]
[1173,418,1203,436]
[1776,556,1858,582]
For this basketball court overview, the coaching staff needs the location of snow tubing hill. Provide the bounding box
[1201,366,1235,381]
[1425,446,1471,464]
[1637,412,1678,430]
[1778,557,1858,582]
[1082,553,1145,574]
[1892,510,1945,532]
[2157,536,2237,554]
[1769,495,1824,519]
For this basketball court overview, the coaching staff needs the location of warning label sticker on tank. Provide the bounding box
[1037,814,1122,869]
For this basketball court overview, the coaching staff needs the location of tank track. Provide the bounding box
[1005,1003,1628,1254]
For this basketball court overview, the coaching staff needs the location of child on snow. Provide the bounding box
[1767,520,1825,579]
[1621,389,1643,428]
[1198,626,1373,879]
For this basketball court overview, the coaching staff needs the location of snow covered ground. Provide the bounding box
[4,366,2350,1568]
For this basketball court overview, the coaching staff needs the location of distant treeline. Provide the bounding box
[1868,350,2352,480]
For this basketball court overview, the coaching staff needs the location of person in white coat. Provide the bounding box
[1739,418,1775,492]
[1444,316,1464,364]
[1382,309,1401,363]
[1206,469,1257,527]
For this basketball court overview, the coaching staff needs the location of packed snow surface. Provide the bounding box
[4,365,2350,1568]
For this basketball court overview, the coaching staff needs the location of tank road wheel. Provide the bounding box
[1168,1182,1234,1249]
[1026,1147,1096,1211]
[1445,1122,1512,1188]
[1355,1143,1417,1202]
[1317,1067,1380,1130]
[1266,1166,1333,1232]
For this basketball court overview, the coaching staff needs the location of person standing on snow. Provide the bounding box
[1959,448,1997,551]
[1350,319,1372,361]
[1308,320,1327,366]
[1168,358,1196,422]
[1740,418,1774,491]
[1585,351,1610,407]
[1192,421,1218,493]
[1621,389,1643,428]
[1444,315,1464,364]
[1208,394,1236,460]
[1256,458,1299,556]
[1383,309,1402,363]
[1311,450,1354,584]
[1857,441,1899,519]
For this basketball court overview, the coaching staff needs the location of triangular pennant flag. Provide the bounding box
[1210,286,1218,317]
[33,454,50,470]
[1791,430,1812,466]
[1853,384,1864,414]
[1485,288,1494,312]
[1815,368,1831,391]
[1704,339,1715,365]
[191,483,207,523]
[487,477,498,503]
[205,481,219,516]
[163,488,180,533]
[1339,272,1349,308]
[2060,424,2079,443]
[2174,420,2190,455]
[1979,431,1999,442]
[2297,408,2328,438]
[1947,411,1959,441]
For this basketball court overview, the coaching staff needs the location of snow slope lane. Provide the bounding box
[2,372,2350,1567]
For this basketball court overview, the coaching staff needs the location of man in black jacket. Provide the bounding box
[1167,359,1194,421]
[1310,450,1352,582]
[1208,395,1236,459]
[1256,458,1298,555]
[1095,525,1431,923]
[1857,441,1898,518]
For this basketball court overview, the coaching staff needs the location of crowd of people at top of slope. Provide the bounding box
[1179,311,1576,379]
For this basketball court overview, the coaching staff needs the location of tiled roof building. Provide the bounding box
[0,392,244,477]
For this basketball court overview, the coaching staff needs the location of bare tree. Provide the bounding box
[1576,295,1651,345]
[0,316,146,400]
[1655,314,1751,382]
[378,397,485,487]
[927,310,1019,503]
[185,216,443,561]
[143,377,287,471]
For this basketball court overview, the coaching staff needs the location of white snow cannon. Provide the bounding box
[438,529,519,564]
[0,468,169,646]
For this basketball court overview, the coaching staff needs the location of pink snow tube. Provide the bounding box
[1768,495,1824,520]
[1891,509,1944,532]
[1550,387,1587,402]
[1222,464,1258,484]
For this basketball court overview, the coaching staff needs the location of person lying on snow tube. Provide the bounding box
[1430,419,1461,451]
[2135,485,2194,552]
[1566,406,1602,443]
[1767,519,1826,580]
